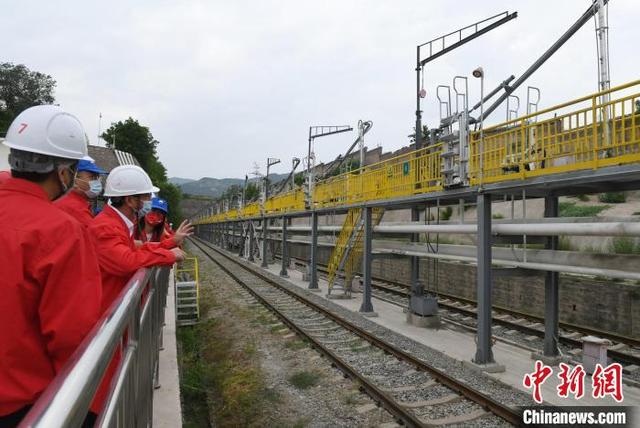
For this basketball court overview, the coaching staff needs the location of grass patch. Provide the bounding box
[492,213,505,219]
[558,236,572,251]
[270,324,286,333]
[177,262,269,427]
[342,388,361,405]
[559,202,610,217]
[288,370,321,389]
[598,192,626,203]
[610,237,640,254]
[285,340,308,351]
[576,194,590,202]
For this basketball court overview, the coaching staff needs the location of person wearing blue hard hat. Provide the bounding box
[54,156,108,228]
[136,196,193,248]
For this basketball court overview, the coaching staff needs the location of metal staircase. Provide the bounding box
[327,207,384,296]
[175,257,200,326]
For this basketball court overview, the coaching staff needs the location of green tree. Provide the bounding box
[102,118,159,174]
[245,182,260,201]
[408,124,430,144]
[0,62,56,133]
[157,181,183,226]
[101,117,183,224]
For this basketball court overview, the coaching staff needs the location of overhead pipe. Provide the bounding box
[374,221,640,237]
[386,248,640,282]
[263,221,640,237]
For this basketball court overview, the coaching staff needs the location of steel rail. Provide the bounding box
[189,238,424,427]
[283,253,640,350]
[190,237,523,426]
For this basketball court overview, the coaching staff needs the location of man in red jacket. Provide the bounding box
[0,106,102,426]
[88,164,185,412]
[54,158,107,228]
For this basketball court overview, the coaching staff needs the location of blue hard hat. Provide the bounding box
[151,197,169,213]
[77,159,107,175]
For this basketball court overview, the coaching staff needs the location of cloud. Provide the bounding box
[1,0,637,179]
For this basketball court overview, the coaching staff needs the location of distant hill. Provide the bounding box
[171,173,290,198]
[168,177,196,186]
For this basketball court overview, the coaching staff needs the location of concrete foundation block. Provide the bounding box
[531,352,564,366]
[360,310,379,318]
[327,292,353,300]
[463,360,506,374]
[406,312,441,328]
[623,364,639,374]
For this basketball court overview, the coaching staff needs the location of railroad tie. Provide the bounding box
[398,393,460,408]
[419,408,488,426]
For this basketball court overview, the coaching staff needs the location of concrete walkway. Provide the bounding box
[153,269,183,428]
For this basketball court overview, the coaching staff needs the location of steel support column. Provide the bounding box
[544,195,560,357]
[238,221,245,257]
[410,207,422,296]
[309,212,319,289]
[474,193,495,365]
[261,217,269,267]
[359,207,375,313]
[248,221,255,262]
[280,216,289,277]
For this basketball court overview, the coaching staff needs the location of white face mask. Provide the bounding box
[77,178,103,199]
[139,200,153,217]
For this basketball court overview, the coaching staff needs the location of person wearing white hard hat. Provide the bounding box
[0,105,102,425]
[88,164,185,413]
[54,157,108,228]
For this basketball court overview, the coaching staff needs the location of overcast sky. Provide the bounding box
[2,0,638,179]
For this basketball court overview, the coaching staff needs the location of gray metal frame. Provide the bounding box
[20,267,170,428]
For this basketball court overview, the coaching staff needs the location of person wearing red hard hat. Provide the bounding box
[88,164,186,413]
[135,197,193,248]
[0,105,102,426]
[54,157,107,228]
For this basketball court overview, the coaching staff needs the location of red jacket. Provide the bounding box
[89,204,176,313]
[136,223,177,250]
[54,190,94,228]
[88,205,176,413]
[0,178,102,416]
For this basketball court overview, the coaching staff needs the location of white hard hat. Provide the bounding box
[104,165,160,197]
[2,105,88,160]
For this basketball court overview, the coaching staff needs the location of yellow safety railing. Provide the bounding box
[194,80,640,226]
[470,79,640,185]
[313,145,443,209]
[194,143,443,224]
[264,189,306,214]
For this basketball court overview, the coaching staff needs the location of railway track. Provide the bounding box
[190,237,524,427]
[280,254,640,382]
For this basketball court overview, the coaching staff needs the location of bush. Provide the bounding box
[440,206,453,221]
[492,213,505,219]
[576,194,590,202]
[288,370,321,389]
[598,192,626,203]
[559,202,609,217]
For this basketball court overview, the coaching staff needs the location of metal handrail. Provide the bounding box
[19,267,170,428]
